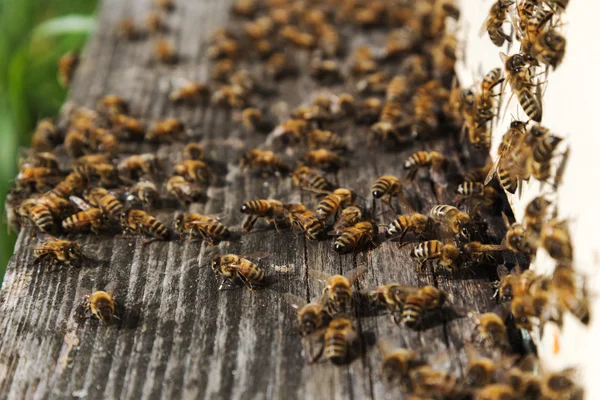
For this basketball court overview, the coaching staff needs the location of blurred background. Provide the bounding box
[0,0,98,282]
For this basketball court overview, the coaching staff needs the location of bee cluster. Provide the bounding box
[4,0,586,398]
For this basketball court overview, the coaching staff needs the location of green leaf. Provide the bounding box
[32,14,96,39]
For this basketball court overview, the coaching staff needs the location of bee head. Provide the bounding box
[240,202,250,214]
[212,256,221,272]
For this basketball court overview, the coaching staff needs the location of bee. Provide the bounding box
[470,312,507,347]
[98,95,129,117]
[315,188,355,221]
[128,181,159,209]
[386,212,431,243]
[524,196,550,234]
[32,119,60,152]
[527,124,563,164]
[63,129,89,158]
[367,284,413,323]
[318,317,357,365]
[18,198,53,232]
[25,152,60,171]
[541,218,572,261]
[174,160,212,185]
[409,365,457,398]
[480,0,513,47]
[166,175,204,204]
[146,118,185,142]
[285,204,324,241]
[111,114,145,141]
[461,242,506,264]
[355,97,382,125]
[464,164,493,183]
[207,38,240,60]
[155,39,177,64]
[350,46,377,76]
[16,166,58,192]
[306,130,347,152]
[377,339,420,385]
[269,119,308,147]
[32,239,83,269]
[241,108,274,134]
[404,151,447,184]
[464,346,504,388]
[356,72,390,95]
[169,81,210,103]
[211,85,247,108]
[475,384,516,400]
[211,253,266,291]
[86,187,124,219]
[240,199,286,231]
[76,285,118,325]
[308,266,367,313]
[495,265,536,303]
[550,265,590,325]
[77,162,120,188]
[455,182,497,208]
[501,53,542,122]
[212,59,235,82]
[145,11,166,33]
[280,26,316,49]
[243,18,272,40]
[63,206,111,235]
[173,213,229,244]
[117,17,141,40]
[58,51,79,87]
[386,75,411,102]
[540,369,583,400]
[282,293,329,337]
[498,120,528,157]
[331,206,363,236]
[265,52,297,79]
[155,0,175,12]
[88,128,119,154]
[292,166,334,192]
[333,93,355,117]
[120,209,168,240]
[429,205,470,239]
[50,172,87,199]
[401,292,433,328]
[240,149,289,177]
[309,59,343,83]
[333,221,378,254]
[410,240,460,272]
[371,103,409,145]
[183,143,204,161]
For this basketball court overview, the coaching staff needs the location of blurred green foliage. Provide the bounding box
[0,0,98,282]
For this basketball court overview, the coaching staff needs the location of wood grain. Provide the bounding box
[0,1,523,399]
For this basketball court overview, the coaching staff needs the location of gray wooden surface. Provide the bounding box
[0,0,521,399]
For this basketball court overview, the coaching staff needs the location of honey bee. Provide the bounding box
[501,53,543,122]
[98,95,129,116]
[386,75,411,102]
[155,0,175,12]
[285,204,324,241]
[265,52,297,80]
[540,369,583,400]
[16,166,58,192]
[350,45,377,76]
[291,166,334,192]
[211,85,247,108]
[367,284,413,323]
[241,107,275,134]
[183,143,204,161]
[174,160,212,185]
[25,152,59,171]
[155,39,177,64]
[404,151,447,185]
[240,149,290,177]
[63,129,89,158]
[240,199,286,232]
[88,128,119,154]
[355,97,382,125]
[331,206,363,236]
[32,119,60,152]
[279,25,316,49]
[333,221,378,254]
[32,239,83,269]
[128,181,160,209]
[461,241,506,264]
[429,205,471,239]
[475,384,516,400]
[120,209,168,240]
[58,51,79,87]
[550,265,590,325]
[212,59,236,82]
[524,196,550,234]
[480,0,513,47]
[146,118,185,142]
[62,205,111,234]
[76,284,118,325]
[173,213,229,244]
[386,212,431,243]
[77,162,120,188]
[356,72,390,95]
[282,293,329,337]
[308,265,366,314]
[378,339,420,384]
[111,114,145,141]
[541,218,572,261]
[464,346,505,388]
[166,175,204,204]
[410,240,460,272]
[315,188,355,221]
[495,264,534,303]
[309,59,343,83]
[86,187,124,220]
[211,253,266,291]
[401,289,446,328]
[145,11,166,33]
[306,129,347,152]
[18,198,53,232]
[207,38,240,60]
[318,317,357,365]
[409,365,457,398]
[117,17,141,40]
[470,312,507,347]
[268,119,307,147]
[371,175,403,204]
[50,172,87,199]
[455,182,497,209]
[169,81,210,103]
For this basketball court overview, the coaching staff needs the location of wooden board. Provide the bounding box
[0,0,523,399]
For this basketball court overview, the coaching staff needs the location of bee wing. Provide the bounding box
[430,166,448,188]
[500,212,511,229]
[484,156,502,185]
[238,251,269,260]
[69,196,91,211]
[345,265,367,285]
[282,293,308,310]
[308,269,333,283]
[478,14,491,38]
[104,281,118,296]
[496,264,510,279]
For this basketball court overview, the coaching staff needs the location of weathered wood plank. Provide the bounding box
[0,0,524,399]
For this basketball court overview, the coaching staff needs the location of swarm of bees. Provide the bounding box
[4,0,587,397]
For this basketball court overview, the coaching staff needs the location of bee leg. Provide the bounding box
[236,272,256,292]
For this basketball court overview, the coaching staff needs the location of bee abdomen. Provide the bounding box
[404,151,430,170]
[147,218,168,238]
[305,218,324,240]
[105,197,124,217]
[316,195,339,219]
[325,335,348,363]
[498,168,518,194]
[518,89,542,122]
[402,296,424,327]
[31,207,54,232]
[388,216,408,236]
